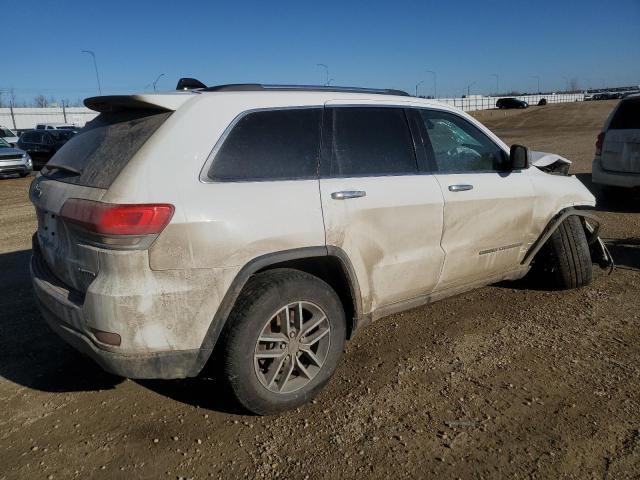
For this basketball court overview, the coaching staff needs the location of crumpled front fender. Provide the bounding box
[522,208,615,272]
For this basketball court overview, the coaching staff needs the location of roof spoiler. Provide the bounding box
[84,94,191,113]
[176,77,207,90]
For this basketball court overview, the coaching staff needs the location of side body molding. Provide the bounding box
[188,246,363,376]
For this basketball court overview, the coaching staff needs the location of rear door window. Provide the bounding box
[326,107,417,176]
[208,108,322,181]
[45,110,171,189]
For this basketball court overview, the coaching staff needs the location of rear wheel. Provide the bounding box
[535,216,593,289]
[220,269,346,415]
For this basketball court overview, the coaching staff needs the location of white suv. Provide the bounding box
[592,94,640,190]
[29,82,611,414]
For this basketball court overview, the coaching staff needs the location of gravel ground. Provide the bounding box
[0,100,638,479]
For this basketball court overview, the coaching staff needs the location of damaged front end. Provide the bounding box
[523,208,615,272]
[531,151,572,176]
[582,214,615,272]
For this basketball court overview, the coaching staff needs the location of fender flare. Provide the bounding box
[521,207,614,269]
[187,246,363,377]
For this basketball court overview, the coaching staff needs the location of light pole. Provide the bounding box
[532,75,540,93]
[425,70,436,98]
[316,64,329,86]
[466,81,476,97]
[491,73,499,95]
[562,76,569,92]
[81,50,102,95]
[415,80,425,97]
[152,73,165,92]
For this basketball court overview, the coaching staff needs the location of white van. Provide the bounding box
[592,94,640,190]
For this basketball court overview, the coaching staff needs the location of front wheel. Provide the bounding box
[220,269,346,415]
[535,216,593,289]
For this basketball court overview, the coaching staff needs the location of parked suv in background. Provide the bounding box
[29,82,611,414]
[496,97,529,109]
[0,137,32,177]
[592,94,640,191]
[17,129,76,169]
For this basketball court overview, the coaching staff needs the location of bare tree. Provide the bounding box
[8,88,16,107]
[34,95,48,107]
[569,78,580,93]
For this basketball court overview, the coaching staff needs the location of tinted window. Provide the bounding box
[21,132,37,142]
[609,97,640,129]
[45,110,171,188]
[23,131,44,143]
[328,107,416,176]
[419,110,506,172]
[209,108,322,181]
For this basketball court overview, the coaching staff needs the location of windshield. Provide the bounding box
[0,138,10,148]
[0,128,15,138]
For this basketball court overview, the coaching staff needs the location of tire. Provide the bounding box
[220,268,346,415]
[537,216,593,289]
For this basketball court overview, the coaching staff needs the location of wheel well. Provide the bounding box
[255,256,357,337]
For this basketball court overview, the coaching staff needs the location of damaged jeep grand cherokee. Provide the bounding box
[29,81,612,414]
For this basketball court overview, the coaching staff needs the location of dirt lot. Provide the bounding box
[1,100,638,479]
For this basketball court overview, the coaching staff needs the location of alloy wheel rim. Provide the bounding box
[253,301,331,394]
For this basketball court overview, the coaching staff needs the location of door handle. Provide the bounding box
[331,190,367,200]
[448,184,473,192]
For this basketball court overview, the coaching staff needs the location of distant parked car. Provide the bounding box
[0,125,19,146]
[592,94,640,192]
[17,129,76,169]
[0,137,32,177]
[496,98,529,109]
[35,123,78,130]
[537,98,547,106]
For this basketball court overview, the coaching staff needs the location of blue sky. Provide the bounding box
[2,0,639,104]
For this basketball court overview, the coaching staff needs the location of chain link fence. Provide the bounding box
[435,93,584,112]
[0,106,98,132]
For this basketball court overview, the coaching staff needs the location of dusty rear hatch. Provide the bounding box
[601,96,640,173]
[30,94,185,293]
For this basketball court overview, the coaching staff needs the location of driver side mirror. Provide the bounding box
[509,144,531,170]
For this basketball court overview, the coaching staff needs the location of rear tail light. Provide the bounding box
[595,132,604,156]
[60,199,174,240]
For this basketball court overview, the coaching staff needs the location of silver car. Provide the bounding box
[0,137,32,177]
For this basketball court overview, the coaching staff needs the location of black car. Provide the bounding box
[16,129,76,169]
[496,97,529,109]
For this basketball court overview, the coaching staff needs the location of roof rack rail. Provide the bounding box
[202,83,410,96]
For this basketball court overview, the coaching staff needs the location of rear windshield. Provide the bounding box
[610,98,640,130]
[45,109,171,188]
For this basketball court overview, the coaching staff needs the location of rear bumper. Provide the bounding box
[30,248,203,379]
[592,158,640,188]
